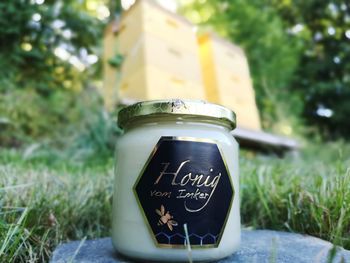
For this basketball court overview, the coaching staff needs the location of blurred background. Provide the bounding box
[1,0,350,158]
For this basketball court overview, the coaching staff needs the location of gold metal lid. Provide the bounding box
[118,99,236,130]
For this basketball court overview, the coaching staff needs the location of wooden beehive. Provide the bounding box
[116,0,205,102]
[102,21,119,110]
[102,3,299,153]
[117,0,198,53]
[198,33,262,130]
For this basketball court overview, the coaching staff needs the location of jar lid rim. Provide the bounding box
[117,99,236,130]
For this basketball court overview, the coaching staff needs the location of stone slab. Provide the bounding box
[51,230,350,263]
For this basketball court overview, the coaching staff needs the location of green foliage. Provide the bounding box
[0,88,75,146]
[0,0,125,156]
[0,87,76,145]
[0,86,121,164]
[108,54,124,68]
[270,0,350,139]
[0,0,103,94]
[63,105,121,162]
[180,0,304,134]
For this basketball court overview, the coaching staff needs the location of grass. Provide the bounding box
[0,143,350,262]
[0,150,114,262]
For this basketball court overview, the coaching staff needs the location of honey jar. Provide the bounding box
[112,99,240,261]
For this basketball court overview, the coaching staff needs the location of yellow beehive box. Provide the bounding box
[117,0,198,54]
[114,0,205,103]
[198,33,262,130]
[234,104,261,130]
[120,33,202,85]
[102,21,119,110]
[119,65,205,101]
[214,67,256,101]
[210,39,250,77]
[118,67,147,100]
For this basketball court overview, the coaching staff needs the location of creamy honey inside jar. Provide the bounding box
[112,99,240,262]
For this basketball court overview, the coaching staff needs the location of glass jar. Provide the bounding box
[112,99,240,262]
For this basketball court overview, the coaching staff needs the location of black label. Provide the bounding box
[134,137,234,248]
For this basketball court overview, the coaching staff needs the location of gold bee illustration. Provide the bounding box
[155,205,178,231]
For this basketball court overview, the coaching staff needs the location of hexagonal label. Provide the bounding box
[134,137,234,248]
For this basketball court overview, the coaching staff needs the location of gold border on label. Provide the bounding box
[132,136,235,249]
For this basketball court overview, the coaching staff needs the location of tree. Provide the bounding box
[0,0,116,146]
[271,0,350,139]
[0,0,104,95]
